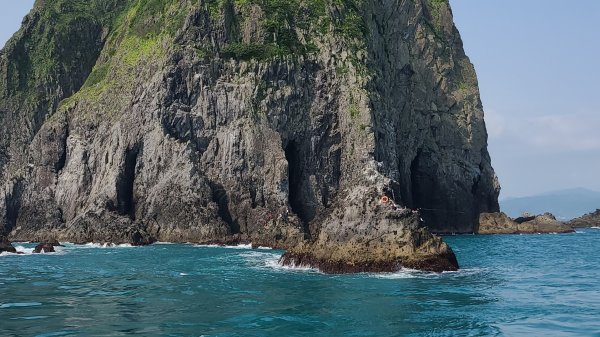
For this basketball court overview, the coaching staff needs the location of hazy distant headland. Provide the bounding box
[500,188,600,220]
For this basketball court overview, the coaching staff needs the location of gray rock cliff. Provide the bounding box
[0,0,499,272]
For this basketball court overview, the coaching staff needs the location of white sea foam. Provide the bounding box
[441,267,486,276]
[0,302,42,309]
[82,243,134,248]
[14,246,35,254]
[54,242,136,249]
[0,244,67,256]
[265,259,319,272]
[371,267,485,280]
[372,270,421,279]
[591,227,600,229]
[239,251,319,273]
[194,243,253,249]
[229,243,253,249]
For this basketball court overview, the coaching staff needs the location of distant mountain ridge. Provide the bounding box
[500,188,600,220]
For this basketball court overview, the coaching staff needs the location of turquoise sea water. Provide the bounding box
[1,229,600,336]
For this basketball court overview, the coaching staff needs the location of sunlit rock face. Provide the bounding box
[0,0,499,272]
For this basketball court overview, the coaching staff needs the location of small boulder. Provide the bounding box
[33,239,62,253]
[0,236,17,254]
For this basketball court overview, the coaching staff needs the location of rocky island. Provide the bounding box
[568,209,600,228]
[0,0,500,272]
[478,212,574,234]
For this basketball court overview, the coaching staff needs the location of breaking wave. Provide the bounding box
[194,243,253,249]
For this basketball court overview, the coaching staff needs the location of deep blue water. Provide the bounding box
[1,229,600,337]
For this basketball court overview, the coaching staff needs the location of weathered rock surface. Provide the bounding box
[33,243,54,253]
[478,212,520,235]
[280,165,459,273]
[568,209,600,228]
[0,0,499,271]
[0,236,16,254]
[478,212,574,234]
[32,239,62,253]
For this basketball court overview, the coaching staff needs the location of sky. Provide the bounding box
[450,0,600,198]
[1,0,599,199]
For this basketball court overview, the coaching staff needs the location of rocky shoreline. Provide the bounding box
[0,236,63,254]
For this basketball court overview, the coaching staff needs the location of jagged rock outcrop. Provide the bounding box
[568,209,600,228]
[0,0,499,272]
[32,239,62,253]
[478,212,573,234]
[0,236,16,254]
[280,165,458,272]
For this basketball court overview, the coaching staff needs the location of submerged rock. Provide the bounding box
[568,209,600,228]
[478,212,574,234]
[0,0,499,272]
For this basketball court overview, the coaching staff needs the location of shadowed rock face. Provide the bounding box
[0,236,16,254]
[0,0,498,272]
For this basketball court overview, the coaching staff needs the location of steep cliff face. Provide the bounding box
[0,0,498,271]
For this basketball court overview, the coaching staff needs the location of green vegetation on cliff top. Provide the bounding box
[2,0,447,116]
[1,0,127,106]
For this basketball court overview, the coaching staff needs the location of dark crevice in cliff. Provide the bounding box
[409,153,421,210]
[55,123,69,173]
[410,151,442,228]
[472,162,498,221]
[3,179,24,235]
[285,141,313,227]
[116,146,140,220]
[209,181,240,234]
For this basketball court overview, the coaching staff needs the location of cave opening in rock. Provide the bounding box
[5,181,23,233]
[285,141,311,226]
[209,181,240,234]
[410,151,443,231]
[116,146,139,219]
